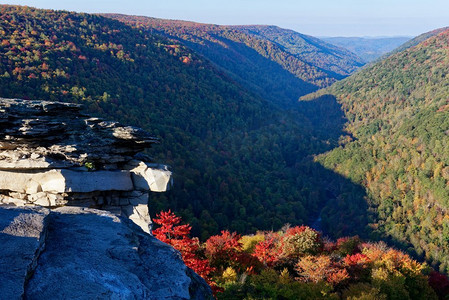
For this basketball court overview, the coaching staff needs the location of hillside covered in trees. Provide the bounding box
[104,14,364,108]
[0,5,364,239]
[387,27,449,57]
[303,28,449,274]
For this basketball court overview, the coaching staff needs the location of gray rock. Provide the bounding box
[0,194,27,206]
[0,206,49,300]
[0,169,134,194]
[0,99,210,298]
[18,206,212,299]
[61,169,135,193]
[121,203,151,234]
[0,98,159,169]
[127,161,173,192]
[0,98,172,233]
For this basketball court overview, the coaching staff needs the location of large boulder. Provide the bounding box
[0,206,212,299]
[126,160,173,192]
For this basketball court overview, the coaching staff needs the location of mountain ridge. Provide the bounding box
[322,36,411,62]
[232,25,364,75]
[104,14,365,107]
[387,26,449,57]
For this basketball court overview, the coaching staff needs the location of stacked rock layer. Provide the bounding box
[0,98,172,233]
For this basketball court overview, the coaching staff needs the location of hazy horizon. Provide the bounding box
[1,0,448,37]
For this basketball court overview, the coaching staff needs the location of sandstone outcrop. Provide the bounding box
[0,98,172,233]
[0,98,213,299]
[0,206,212,299]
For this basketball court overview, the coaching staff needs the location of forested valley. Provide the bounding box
[0,5,364,239]
[1,4,449,298]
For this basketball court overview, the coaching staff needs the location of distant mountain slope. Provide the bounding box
[105,14,364,107]
[0,5,360,239]
[303,28,449,273]
[387,27,449,56]
[233,25,364,76]
[322,36,411,62]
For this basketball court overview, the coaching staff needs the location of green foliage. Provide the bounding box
[282,227,322,257]
[387,26,449,58]
[336,236,362,256]
[342,283,386,300]
[303,28,449,275]
[236,25,364,75]
[217,269,338,300]
[84,162,95,171]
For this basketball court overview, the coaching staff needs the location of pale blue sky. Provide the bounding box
[1,0,448,37]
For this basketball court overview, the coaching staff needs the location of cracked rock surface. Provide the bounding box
[0,206,212,300]
[0,98,158,168]
[0,206,49,299]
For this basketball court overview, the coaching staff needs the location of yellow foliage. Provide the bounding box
[240,234,265,253]
[433,162,444,179]
[222,267,237,283]
[296,255,332,283]
[279,268,291,285]
[371,266,390,281]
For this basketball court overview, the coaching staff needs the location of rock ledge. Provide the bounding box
[0,98,172,233]
[0,206,212,299]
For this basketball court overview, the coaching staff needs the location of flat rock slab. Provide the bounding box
[25,207,208,299]
[0,206,49,300]
[0,169,133,194]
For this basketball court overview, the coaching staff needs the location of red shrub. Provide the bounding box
[205,230,243,270]
[252,236,284,267]
[153,210,215,285]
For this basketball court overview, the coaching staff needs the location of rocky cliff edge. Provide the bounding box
[0,206,212,299]
[0,98,172,233]
[0,98,212,299]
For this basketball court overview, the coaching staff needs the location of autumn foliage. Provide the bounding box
[153,210,448,299]
[153,210,214,283]
[252,235,283,267]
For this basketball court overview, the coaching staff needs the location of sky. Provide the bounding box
[1,0,449,37]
